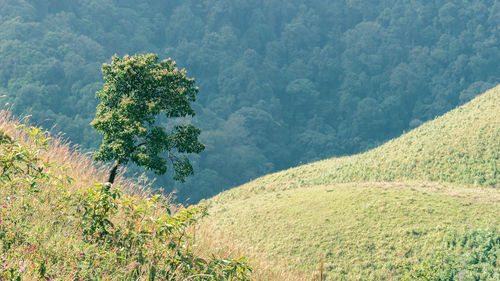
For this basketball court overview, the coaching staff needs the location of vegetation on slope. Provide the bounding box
[214,84,500,202]
[401,228,500,280]
[204,183,500,280]
[200,86,500,280]
[0,111,251,280]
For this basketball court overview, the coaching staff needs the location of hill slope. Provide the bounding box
[199,85,500,280]
[0,112,251,280]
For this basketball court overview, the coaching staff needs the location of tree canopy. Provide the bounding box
[0,0,498,202]
[91,54,204,183]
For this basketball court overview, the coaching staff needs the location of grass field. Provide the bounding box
[201,182,500,280]
[198,85,500,280]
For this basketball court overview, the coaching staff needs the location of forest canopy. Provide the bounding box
[0,0,499,202]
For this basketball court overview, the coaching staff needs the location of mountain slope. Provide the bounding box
[199,85,500,280]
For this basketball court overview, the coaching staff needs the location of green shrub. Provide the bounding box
[400,229,500,280]
[71,182,253,280]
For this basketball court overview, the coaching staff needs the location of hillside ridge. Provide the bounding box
[198,85,500,280]
[211,84,499,202]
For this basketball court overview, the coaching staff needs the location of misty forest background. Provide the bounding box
[0,0,499,203]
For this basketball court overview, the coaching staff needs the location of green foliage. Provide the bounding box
[400,229,500,280]
[75,182,120,240]
[70,182,252,280]
[0,124,251,280]
[0,125,53,192]
[91,54,205,181]
[399,252,458,281]
[0,125,72,281]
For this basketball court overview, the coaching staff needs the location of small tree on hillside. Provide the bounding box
[91,54,205,184]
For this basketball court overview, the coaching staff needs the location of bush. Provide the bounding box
[400,229,500,280]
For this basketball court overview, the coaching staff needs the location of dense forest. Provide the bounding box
[0,0,499,202]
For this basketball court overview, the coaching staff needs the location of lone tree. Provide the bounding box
[91,54,205,184]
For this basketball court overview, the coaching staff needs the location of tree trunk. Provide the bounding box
[107,160,120,184]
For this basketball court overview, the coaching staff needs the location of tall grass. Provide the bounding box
[0,109,145,196]
[0,110,252,280]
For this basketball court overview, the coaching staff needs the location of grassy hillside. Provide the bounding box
[199,85,500,280]
[0,111,251,280]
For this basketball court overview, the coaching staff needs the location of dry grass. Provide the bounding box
[193,221,314,281]
[0,109,149,197]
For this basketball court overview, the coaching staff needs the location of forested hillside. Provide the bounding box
[1,0,499,202]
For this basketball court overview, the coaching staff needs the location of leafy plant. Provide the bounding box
[74,182,120,241]
[0,126,52,192]
[400,229,500,280]
[71,182,252,280]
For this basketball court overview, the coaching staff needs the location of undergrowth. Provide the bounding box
[0,122,252,280]
[400,228,500,280]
